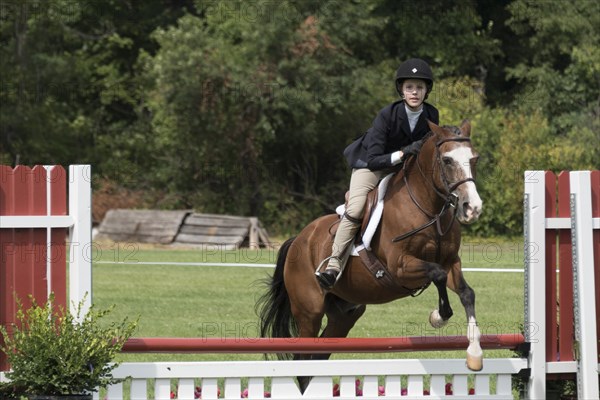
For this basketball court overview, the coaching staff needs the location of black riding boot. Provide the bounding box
[315,267,340,290]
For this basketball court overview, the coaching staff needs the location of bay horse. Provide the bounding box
[257,120,483,391]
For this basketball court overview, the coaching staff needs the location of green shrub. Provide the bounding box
[0,294,137,397]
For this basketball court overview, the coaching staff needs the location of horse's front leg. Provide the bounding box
[447,260,483,371]
[422,261,454,328]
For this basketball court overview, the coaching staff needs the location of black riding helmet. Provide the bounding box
[395,58,434,99]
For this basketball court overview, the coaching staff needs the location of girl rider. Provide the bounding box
[315,58,440,290]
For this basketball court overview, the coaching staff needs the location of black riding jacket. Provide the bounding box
[343,100,439,170]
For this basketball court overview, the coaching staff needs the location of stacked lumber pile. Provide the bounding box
[96,210,271,249]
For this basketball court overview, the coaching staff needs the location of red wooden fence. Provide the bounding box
[0,165,68,371]
[543,170,600,369]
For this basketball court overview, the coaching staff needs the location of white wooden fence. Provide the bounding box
[98,358,527,400]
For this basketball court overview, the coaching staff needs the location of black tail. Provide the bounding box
[256,237,297,359]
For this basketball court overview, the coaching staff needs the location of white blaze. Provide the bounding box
[444,147,482,221]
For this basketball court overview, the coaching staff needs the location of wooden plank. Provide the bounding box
[179,225,249,237]
[95,233,175,244]
[100,221,181,236]
[189,212,252,220]
[545,171,558,362]
[184,214,250,228]
[557,171,574,362]
[49,166,67,312]
[0,165,15,371]
[249,217,259,249]
[104,209,189,222]
[30,167,48,307]
[174,233,244,245]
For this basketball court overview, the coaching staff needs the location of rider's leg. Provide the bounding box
[315,168,383,289]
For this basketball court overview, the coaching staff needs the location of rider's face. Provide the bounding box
[402,79,427,111]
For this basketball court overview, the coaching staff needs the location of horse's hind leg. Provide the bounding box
[295,296,366,392]
[290,297,327,393]
[292,312,323,393]
[321,295,366,345]
[447,263,483,371]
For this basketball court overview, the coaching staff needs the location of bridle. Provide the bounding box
[392,136,476,245]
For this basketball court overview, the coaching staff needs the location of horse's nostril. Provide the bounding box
[463,203,473,218]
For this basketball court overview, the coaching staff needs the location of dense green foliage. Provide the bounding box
[1,0,598,235]
[0,294,137,396]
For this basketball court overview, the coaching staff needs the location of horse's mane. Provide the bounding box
[441,125,462,136]
[420,130,435,144]
[418,124,462,147]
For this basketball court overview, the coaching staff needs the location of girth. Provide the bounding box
[357,246,430,296]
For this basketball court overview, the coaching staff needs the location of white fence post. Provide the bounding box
[524,170,546,399]
[68,165,92,318]
[569,171,599,400]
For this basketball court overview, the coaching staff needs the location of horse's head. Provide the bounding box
[425,120,482,224]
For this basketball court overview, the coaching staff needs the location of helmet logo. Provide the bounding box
[412,68,418,73]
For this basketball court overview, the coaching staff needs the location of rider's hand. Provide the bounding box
[401,141,423,160]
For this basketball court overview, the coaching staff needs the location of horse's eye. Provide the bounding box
[442,157,453,165]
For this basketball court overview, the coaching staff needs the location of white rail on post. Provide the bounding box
[569,171,599,400]
[68,165,92,318]
[524,171,546,399]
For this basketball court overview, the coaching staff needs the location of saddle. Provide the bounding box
[332,173,416,293]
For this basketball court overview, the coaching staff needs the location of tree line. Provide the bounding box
[1,0,598,235]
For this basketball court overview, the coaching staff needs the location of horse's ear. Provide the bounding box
[427,120,444,135]
[460,119,471,137]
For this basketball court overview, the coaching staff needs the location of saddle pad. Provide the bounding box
[335,173,395,255]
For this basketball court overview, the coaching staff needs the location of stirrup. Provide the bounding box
[315,256,334,273]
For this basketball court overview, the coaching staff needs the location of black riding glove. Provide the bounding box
[400,140,423,161]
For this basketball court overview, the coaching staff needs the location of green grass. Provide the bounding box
[91,237,525,363]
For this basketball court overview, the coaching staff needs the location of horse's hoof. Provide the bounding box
[429,310,447,329]
[466,347,483,371]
